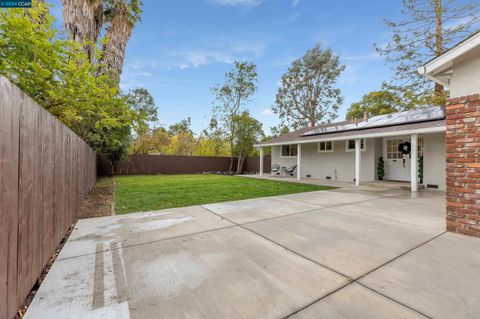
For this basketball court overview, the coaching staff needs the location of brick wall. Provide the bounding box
[446,93,480,237]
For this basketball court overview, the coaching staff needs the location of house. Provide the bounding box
[256,30,480,196]
[256,108,446,192]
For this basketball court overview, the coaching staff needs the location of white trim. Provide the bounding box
[345,139,366,152]
[418,31,480,83]
[255,126,445,148]
[317,141,334,153]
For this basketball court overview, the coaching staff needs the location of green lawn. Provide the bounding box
[114,174,334,214]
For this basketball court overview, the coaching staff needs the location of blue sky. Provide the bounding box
[49,0,403,134]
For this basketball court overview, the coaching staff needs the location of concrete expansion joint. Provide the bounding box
[283,231,447,319]
[201,203,446,319]
[58,224,239,262]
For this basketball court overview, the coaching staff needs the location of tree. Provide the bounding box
[376,0,480,105]
[98,0,143,84]
[211,61,258,172]
[0,2,148,173]
[61,0,103,62]
[270,124,290,137]
[169,117,193,135]
[124,87,158,135]
[273,44,344,130]
[232,112,264,174]
[346,89,406,120]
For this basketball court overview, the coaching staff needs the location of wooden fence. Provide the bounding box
[0,77,96,319]
[97,154,271,176]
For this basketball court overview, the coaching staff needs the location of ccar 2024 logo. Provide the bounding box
[0,1,32,7]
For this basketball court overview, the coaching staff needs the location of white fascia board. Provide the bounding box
[420,32,480,76]
[255,125,445,147]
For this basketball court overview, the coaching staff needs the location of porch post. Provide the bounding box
[259,147,264,177]
[355,139,361,186]
[297,144,301,180]
[411,134,418,192]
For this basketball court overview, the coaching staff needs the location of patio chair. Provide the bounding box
[281,164,297,177]
[271,164,281,176]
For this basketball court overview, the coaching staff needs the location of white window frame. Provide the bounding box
[318,141,334,153]
[280,144,298,158]
[345,139,366,152]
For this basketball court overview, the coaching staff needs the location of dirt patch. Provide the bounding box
[77,177,115,219]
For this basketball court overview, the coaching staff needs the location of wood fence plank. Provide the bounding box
[0,78,20,319]
[1,77,96,319]
[41,112,55,265]
[17,92,35,305]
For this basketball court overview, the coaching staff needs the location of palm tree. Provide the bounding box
[61,0,104,63]
[97,0,142,85]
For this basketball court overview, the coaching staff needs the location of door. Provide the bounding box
[383,137,411,181]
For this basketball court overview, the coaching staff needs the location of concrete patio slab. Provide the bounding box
[291,283,426,319]
[279,190,379,208]
[245,208,444,278]
[202,196,317,224]
[25,226,347,319]
[58,206,234,260]
[334,194,445,230]
[360,232,480,319]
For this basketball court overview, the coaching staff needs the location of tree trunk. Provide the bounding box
[97,3,133,85]
[236,154,245,174]
[61,0,103,63]
[434,0,444,94]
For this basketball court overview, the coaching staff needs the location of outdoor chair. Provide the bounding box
[281,164,297,177]
[271,164,281,176]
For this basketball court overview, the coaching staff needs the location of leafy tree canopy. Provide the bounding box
[376,0,480,106]
[273,43,344,130]
[232,112,264,173]
[124,87,158,135]
[346,89,406,120]
[168,117,193,135]
[211,61,258,171]
[0,2,149,168]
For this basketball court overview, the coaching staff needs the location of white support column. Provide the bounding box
[259,147,264,177]
[297,144,301,180]
[411,134,418,192]
[355,139,361,186]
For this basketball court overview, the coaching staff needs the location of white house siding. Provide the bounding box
[422,133,446,191]
[450,46,480,98]
[271,139,376,183]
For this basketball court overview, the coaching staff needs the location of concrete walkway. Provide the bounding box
[25,186,480,319]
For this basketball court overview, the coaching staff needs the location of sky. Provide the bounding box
[48,0,404,135]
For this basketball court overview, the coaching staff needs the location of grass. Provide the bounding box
[114,174,334,214]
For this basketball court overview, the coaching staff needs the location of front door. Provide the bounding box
[383,137,411,181]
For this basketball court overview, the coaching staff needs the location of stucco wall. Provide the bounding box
[450,46,480,98]
[422,133,446,191]
[271,139,377,183]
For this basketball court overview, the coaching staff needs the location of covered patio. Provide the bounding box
[256,108,446,192]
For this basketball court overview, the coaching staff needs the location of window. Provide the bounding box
[345,139,366,152]
[386,138,424,159]
[318,141,334,153]
[281,144,298,157]
[386,139,403,159]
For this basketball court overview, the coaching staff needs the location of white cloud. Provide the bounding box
[292,0,301,7]
[231,41,267,57]
[180,64,189,70]
[208,0,263,6]
[261,108,275,116]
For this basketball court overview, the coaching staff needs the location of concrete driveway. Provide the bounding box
[25,186,480,319]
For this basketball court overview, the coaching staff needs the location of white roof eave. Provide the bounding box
[420,31,480,78]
